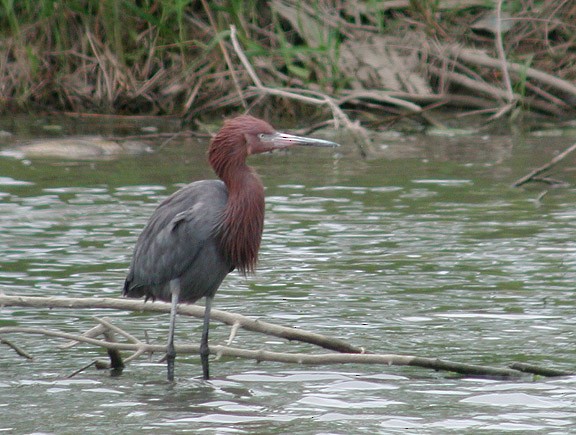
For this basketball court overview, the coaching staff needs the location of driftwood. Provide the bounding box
[449,47,576,105]
[1,295,572,380]
[512,141,576,188]
[0,295,363,354]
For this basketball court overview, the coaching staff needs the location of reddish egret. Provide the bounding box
[123,115,338,381]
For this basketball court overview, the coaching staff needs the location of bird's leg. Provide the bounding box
[166,279,180,382]
[200,295,213,380]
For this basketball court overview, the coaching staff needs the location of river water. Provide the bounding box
[1,116,576,433]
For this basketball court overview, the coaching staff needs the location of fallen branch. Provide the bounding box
[0,336,33,360]
[509,362,575,378]
[453,48,576,103]
[427,64,514,102]
[512,141,576,187]
[340,90,496,112]
[338,90,424,112]
[0,325,529,379]
[1,294,572,380]
[429,64,565,117]
[337,90,447,129]
[0,295,363,354]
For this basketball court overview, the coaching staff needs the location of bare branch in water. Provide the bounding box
[512,142,576,188]
[1,295,573,380]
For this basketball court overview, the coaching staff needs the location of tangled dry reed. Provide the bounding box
[0,0,574,125]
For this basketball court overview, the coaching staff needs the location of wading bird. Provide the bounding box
[123,115,339,381]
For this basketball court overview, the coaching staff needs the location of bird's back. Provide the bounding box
[124,180,233,303]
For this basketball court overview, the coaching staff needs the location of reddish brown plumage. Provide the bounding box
[208,116,275,274]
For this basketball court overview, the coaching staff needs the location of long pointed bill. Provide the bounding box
[263,132,340,148]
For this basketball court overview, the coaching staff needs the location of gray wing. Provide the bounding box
[124,180,232,302]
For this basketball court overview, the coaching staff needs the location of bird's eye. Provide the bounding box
[257,133,266,140]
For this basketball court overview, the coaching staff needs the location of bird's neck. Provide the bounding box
[220,165,265,274]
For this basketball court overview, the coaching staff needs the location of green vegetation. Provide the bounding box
[0,1,574,124]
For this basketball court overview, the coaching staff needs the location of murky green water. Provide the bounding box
[1,116,576,433]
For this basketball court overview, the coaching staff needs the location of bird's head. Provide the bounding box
[208,115,338,178]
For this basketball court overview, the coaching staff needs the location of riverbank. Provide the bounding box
[1,0,574,128]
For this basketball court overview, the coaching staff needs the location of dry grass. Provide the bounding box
[0,0,574,124]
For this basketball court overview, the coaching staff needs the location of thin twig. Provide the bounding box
[59,323,107,349]
[94,316,141,344]
[0,336,33,359]
[85,30,114,107]
[227,321,241,345]
[495,0,514,103]
[66,360,97,378]
[230,25,263,89]
[512,141,576,187]
[487,101,515,121]
[535,190,549,203]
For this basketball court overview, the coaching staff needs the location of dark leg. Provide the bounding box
[200,296,213,380]
[166,279,180,382]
